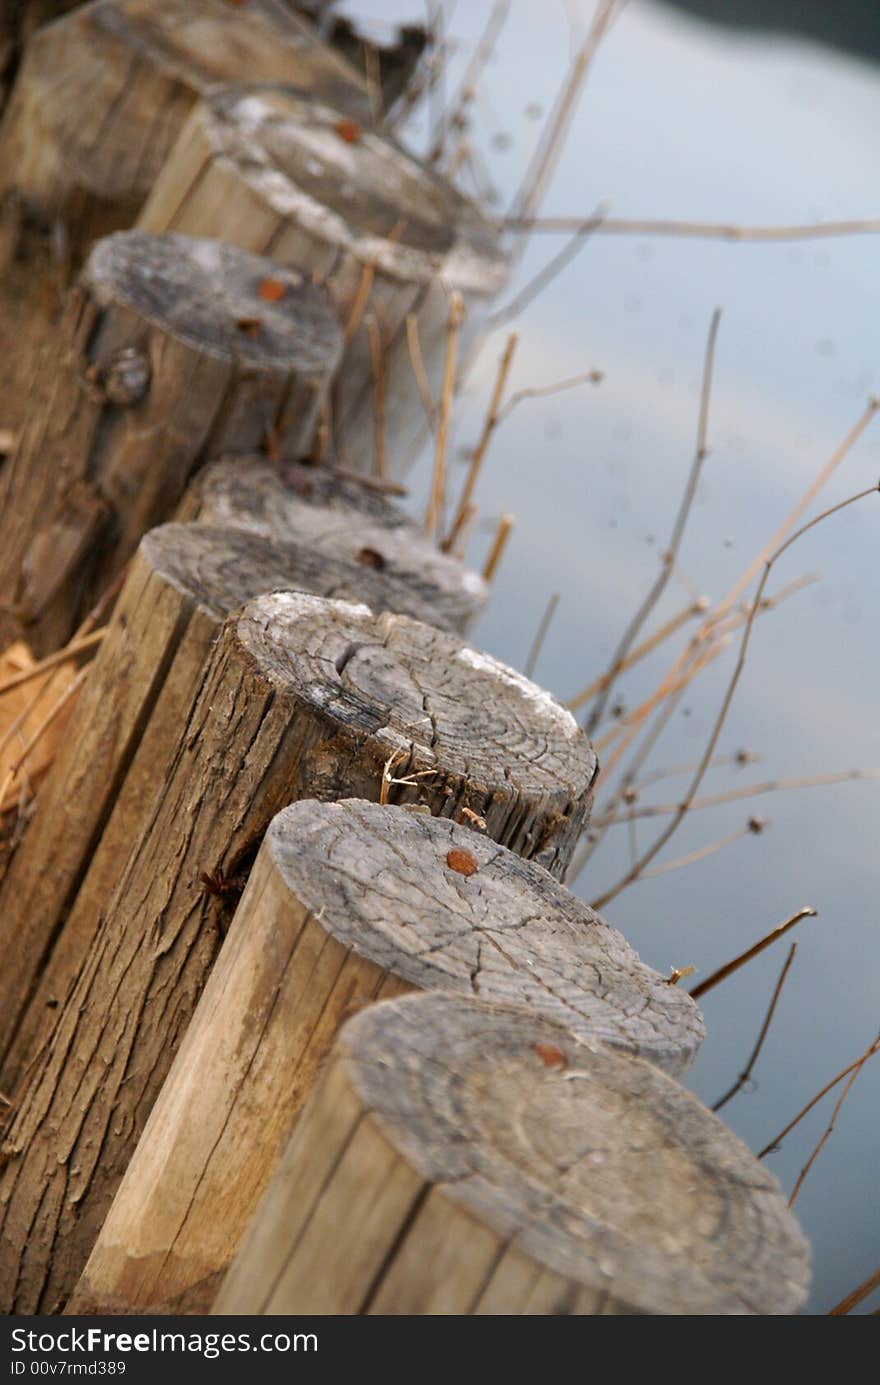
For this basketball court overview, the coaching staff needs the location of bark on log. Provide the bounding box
[0,522,467,1091]
[69,797,704,1315]
[137,82,509,475]
[214,991,811,1316]
[0,230,342,653]
[0,0,368,264]
[178,455,489,633]
[0,592,597,1313]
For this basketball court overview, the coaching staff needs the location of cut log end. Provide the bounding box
[234,591,597,872]
[189,83,508,292]
[180,456,489,634]
[215,992,812,1316]
[0,0,369,218]
[66,797,700,1315]
[263,799,703,1076]
[0,230,343,652]
[85,230,342,373]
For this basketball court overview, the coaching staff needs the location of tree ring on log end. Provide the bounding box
[234,591,597,877]
[238,991,809,1315]
[263,798,704,1077]
[182,456,488,634]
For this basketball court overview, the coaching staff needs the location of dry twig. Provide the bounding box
[443,331,518,552]
[788,1033,880,1206]
[595,767,880,826]
[504,213,880,243]
[689,906,815,1001]
[508,0,619,228]
[425,291,465,539]
[590,481,880,910]
[405,314,436,428]
[366,314,388,481]
[585,308,721,735]
[637,820,762,881]
[759,1035,880,1160]
[483,513,514,582]
[524,592,559,679]
[712,943,798,1113]
[828,1265,880,1317]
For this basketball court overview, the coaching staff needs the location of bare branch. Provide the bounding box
[524,592,560,679]
[788,1033,880,1206]
[829,1264,880,1316]
[586,309,721,735]
[689,906,815,1001]
[482,513,514,581]
[712,943,798,1113]
[504,213,880,243]
[637,820,760,881]
[443,332,518,552]
[424,291,465,540]
[595,767,880,826]
[590,481,880,911]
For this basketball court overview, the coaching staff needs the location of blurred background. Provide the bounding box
[342,0,879,1314]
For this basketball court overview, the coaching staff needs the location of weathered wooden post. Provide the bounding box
[0,229,342,652]
[213,991,811,1315]
[69,797,704,1314]
[137,82,509,474]
[178,455,489,633]
[0,593,597,1312]
[0,523,475,1089]
[0,4,80,113]
[0,0,368,265]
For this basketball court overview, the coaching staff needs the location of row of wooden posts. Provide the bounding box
[0,0,810,1315]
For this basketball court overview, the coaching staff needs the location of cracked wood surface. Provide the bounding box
[0,521,464,1091]
[0,591,596,1312]
[0,0,368,255]
[215,991,811,1316]
[137,82,509,475]
[179,455,488,633]
[69,796,703,1315]
[0,230,341,653]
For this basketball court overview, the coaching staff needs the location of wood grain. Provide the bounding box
[0,520,473,1089]
[138,82,509,474]
[0,230,341,651]
[179,455,488,633]
[69,796,702,1313]
[0,592,596,1312]
[215,991,811,1315]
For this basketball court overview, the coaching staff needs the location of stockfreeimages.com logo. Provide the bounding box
[11,1328,317,1363]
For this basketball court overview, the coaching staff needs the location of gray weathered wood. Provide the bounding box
[176,453,411,529]
[137,82,509,475]
[215,991,811,1316]
[0,522,466,1090]
[0,593,596,1312]
[178,455,488,633]
[0,0,368,265]
[0,230,341,652]
[68,797,703,1314]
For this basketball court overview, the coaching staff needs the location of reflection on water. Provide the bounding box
[352,0,879,1312]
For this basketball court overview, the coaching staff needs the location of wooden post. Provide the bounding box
[178,455,489,633]
[213,991,811,1316]
[0,0,368,264]
[0,522,472,1090]
[137,83,509,475]
[69,797,705,1315]
[0,591,597,1313]
[0,229,342,653]
[0,4,81,113]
